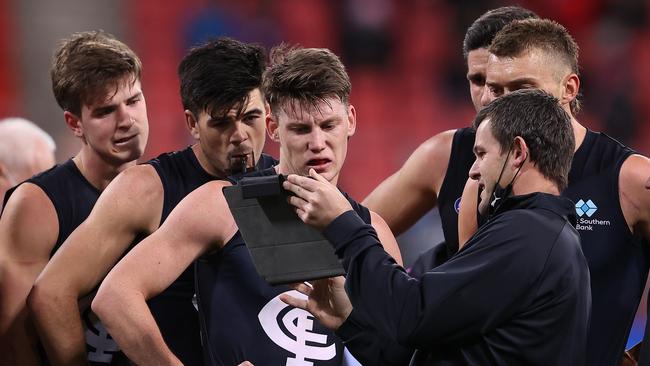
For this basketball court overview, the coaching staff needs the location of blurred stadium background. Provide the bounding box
[0,0,647,349]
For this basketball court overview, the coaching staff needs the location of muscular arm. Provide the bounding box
[363,130,455,235]
[91,181,238,365]
[0,183,58,366]
[619,154,650,243]
[27,166,163,365]
[369,211,403,266]
[457,178,479,248]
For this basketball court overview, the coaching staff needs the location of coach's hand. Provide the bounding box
[280,277,352,330]
[284,169,353,231]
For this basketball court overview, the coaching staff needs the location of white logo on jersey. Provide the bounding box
[83,309,119,363]
[258,290,336,366]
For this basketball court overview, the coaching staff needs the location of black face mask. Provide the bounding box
[486,145,526,218]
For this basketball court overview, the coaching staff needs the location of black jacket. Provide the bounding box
[325,192,590,365]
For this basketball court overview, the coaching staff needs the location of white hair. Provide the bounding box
[0,117,56,176]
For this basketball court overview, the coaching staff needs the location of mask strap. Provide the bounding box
[490,145,513,208]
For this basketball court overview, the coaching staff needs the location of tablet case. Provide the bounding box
[223,174,345,285]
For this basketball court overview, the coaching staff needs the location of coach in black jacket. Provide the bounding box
[282,89,591,366]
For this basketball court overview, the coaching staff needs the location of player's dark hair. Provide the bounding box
[178,37,266,119]
[473,89,574,191]
[262,45,351,116]
[462,6,539,59]
[51,30,142,116]
[490,18,581,114]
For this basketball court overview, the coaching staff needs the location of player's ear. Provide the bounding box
[512,136,528,168]
[266,113,280,142]
[64,111,84,138]
[346,104,356,138]
[561,73,580,111]
[185,110,200,140]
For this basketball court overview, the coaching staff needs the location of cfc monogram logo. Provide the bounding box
[83,308,119,363]
[259,290,337,366]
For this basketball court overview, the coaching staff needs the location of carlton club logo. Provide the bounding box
[82,308,119,363]
[258,290,336,366]
[574,199,610,231]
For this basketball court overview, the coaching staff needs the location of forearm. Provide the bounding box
[324,211,422,344]
[0,263,47,365]
[336,309,414,365]
[1,307,42,366]
[92,285,180,366]
[28,286,87,366]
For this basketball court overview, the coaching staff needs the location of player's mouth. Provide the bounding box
[306,158,332,173]
[113,134,138,147]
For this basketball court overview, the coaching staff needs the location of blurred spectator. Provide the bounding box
[0,117,55,206]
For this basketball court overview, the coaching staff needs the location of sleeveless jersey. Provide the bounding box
[562,130,649,366]
[437,127,476,257]
[424,127,647,365]
[145,147,277,366]
[3,160,129,365]
[194,171,371,366]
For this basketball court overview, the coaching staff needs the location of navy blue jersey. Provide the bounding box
[332,193,590,366]
[437,127,476,256]
[562,130,649,366]
[145,147,277,366]
[3,160,127,365]
[195,171,370,366]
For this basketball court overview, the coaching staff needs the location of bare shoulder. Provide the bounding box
[404,129,457,191]
[619,154,650,200]
[161,179,237,248]
[416,129,457,160]
[165,180,234,225]
[104,164,163,202]
[0,182,58,258]
[183,179,233,206]
[619,154,650,230]
[368,210,403,265]
[369,210,389,228]
[89,164,166,232]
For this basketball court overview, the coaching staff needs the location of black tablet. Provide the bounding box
[222,175,344,285]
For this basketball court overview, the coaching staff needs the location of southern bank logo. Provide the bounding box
[575,199,597,217]
[574,199,610,231]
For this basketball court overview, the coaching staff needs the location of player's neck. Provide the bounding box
[571,116,587,153]
[73,147,136,191]
[512,169,560,197]
[191,144,225,178]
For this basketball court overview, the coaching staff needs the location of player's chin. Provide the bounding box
[110,148,143,164]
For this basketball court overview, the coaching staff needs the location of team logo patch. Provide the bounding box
[575,199,597,217]
[83,308,119,363]
[574,198,610,231]
[258,290,336,365]
[454,197,462,214]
